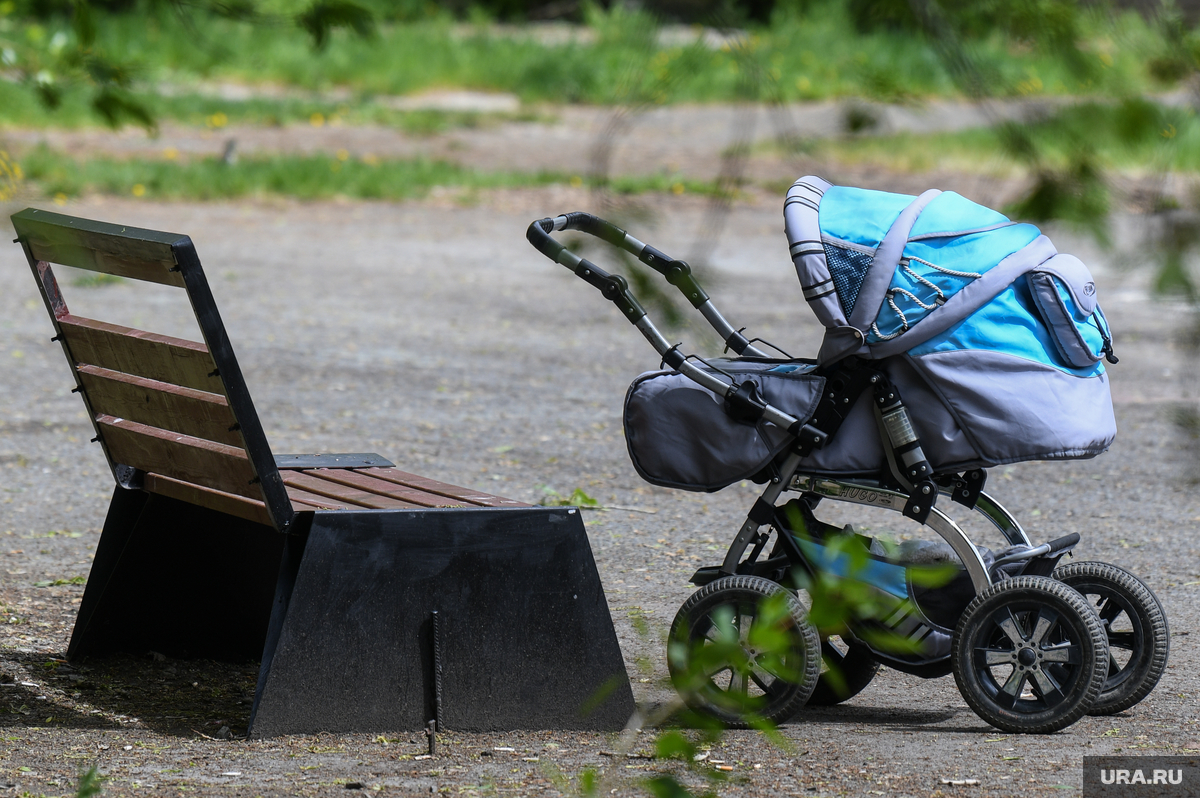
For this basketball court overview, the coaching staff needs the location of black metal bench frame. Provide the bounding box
[11,207,634,736]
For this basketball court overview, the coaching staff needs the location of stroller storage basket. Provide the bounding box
[624,359,824,492]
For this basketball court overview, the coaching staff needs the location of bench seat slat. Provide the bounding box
[143,473,273,526]
[302,469,471,508]
[77,365,242,447]
[285,487,359,511]
[60,315,223,394]
[280,471,421,510]
[97,415,262,501]
[362,467,527,507]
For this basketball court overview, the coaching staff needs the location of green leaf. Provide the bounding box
[76,764,105,798]
[71,0,96,47]
[645,775,698,798]
[578,767,599,797]
[91,88,155,132]
[654,730,696,762]
[296,0,375,50]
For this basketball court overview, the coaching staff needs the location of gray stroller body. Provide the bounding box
[527,177,1167,733]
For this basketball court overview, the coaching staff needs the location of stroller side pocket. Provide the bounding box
[1026,254,1115,369]
[623,362,825,492]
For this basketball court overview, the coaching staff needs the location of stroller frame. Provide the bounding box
[527,211,1167,733]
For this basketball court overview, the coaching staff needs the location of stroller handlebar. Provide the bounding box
[526,213,767,357]
[527,213,806,436]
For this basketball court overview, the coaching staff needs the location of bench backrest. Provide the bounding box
[12,208,293,531]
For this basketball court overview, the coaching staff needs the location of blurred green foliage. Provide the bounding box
[0,0,1191,131]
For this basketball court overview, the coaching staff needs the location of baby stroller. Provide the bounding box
[526,176,1168,733]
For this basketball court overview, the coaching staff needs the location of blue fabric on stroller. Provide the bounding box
[623,177,1118,492]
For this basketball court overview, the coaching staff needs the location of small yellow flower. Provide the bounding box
[53,193,67,206]
[207,112,228,129]
[671,183,685,195]
[361,153,379,166]
[163,147,179,160]
[131,184,146,197]
[336,149,350,161]
[310,112,326,127]
[569,175,583,188]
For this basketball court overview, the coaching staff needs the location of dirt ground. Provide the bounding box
[1,106,1200,796]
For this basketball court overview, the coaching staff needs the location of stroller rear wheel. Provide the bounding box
[952,576,1108,733]
[806,636,880,706]
[668,575,820,727]
[1053,561,1169,716]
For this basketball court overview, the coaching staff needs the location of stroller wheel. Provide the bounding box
[805,636,880,706]
[668,575,820,728]
[952,576,1108,734]
[1053,561,1169,716]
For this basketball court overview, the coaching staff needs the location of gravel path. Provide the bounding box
[0,190,1198,796]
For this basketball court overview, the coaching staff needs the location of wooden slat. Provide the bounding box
[13,208,185,288]
[363,468,526,507]
[97,415,262,501]
[60,315,223,394]
[285,487,358,511]
[143,473,273,527]
[280,471,420,510]
[310,469,469,508]
[77,365,242,447]
[30,243,184,288]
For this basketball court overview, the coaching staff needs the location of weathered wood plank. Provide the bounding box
[311,469,468,508]
[285,487,358,511]
[279,471,420,510]
[13,208,185,288]
[362,468,526,507]
[143,473,273,527]
[60,315,223,394]
[97,415,262,501]
[28,240,184,288]
[77,365,242,447]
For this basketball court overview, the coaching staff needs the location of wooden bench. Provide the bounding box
[11,208,634,736]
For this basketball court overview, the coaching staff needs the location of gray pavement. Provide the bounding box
[0,191,1197,796]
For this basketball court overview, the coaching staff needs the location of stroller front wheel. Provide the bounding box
[952,576,1109,734]
[1053,561,1169,716]
[668,575,821,728]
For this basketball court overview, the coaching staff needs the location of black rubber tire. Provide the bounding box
[952,575,1108,734]
[1053,561,1169,716]
[805,636,880,706]
[668,575,821,728]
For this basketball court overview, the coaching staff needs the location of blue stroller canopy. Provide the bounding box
[622,177,1118,493]
[785,176,1115,373]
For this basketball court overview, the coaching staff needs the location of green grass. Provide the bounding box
[14,145,731,201]
[801,99,1200,175]
[0,79,549,132]
[0,0,1185,125]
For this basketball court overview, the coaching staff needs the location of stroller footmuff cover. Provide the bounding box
[624,176,1117,491]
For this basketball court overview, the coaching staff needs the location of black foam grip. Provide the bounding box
[1045,532,1081,553]
[526,218,565,261]
[562,212,628,248]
